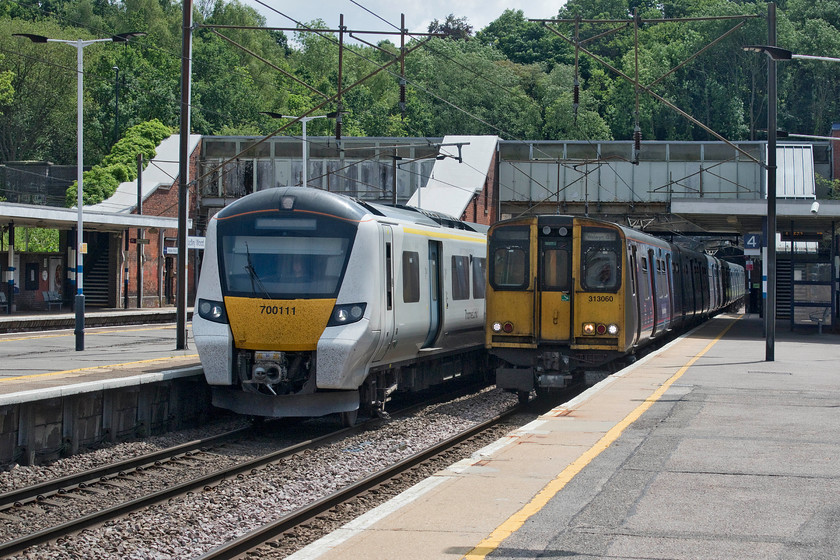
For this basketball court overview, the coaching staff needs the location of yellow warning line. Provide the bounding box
[0,354,199,382]
[463,316,740,560]
[0,324,182,342]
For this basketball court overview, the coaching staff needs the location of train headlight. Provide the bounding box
[280,195,296,210]
[327,303,367,326]
[582,322,596,335]
[607,324,619,335]
[197,298,228,324]
[492,322,502,332]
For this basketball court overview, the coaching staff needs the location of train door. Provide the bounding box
[664,252,674,330]
[422,240,443,348]
[538,234,572,341]
[629,244,642,347]
[372,226,395,362]
[648,248,659,337]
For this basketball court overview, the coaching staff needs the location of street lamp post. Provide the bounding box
[744,4,840,360]
[742,3,779,362]
[113,65,120,145]
[261,112,329,187]
[14,32,145,351]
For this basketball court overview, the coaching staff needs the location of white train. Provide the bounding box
[193,187,488,425]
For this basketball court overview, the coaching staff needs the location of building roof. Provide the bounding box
[407,135,498,217]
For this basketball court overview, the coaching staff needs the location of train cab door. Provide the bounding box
[422,240,443,348]
[538,235,572,342]
[372,226,395,362]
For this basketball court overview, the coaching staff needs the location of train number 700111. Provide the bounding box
[260,305,296,315]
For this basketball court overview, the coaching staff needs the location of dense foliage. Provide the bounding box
[0,0,839,182]
[65,119,172,205]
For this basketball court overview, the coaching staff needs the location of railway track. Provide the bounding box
[0,426,252,512]
[0,381,501,557]
[197,405,524,560]
[0,420,370,557]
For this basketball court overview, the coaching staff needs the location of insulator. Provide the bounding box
[399,78,406,104]
[633,128,642,151]
[335,119,342,141]
[573,79,579,106]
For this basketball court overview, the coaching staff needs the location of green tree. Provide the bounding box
[477,9,571,69]
[428,14,474,41]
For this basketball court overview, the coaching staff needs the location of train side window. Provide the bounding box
[472,257,486,299]
[641,256,648,272]
[402,251,420,303]
[452,256,470,300]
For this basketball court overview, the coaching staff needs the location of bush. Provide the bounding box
[66,119,174,207]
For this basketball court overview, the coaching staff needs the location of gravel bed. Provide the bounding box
[0,418,252,493]
[7,386,519,559]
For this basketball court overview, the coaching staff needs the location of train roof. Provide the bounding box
[215,187,486,233]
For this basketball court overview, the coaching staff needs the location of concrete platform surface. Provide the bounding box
[0,317,199,403]
[287,313,840,560]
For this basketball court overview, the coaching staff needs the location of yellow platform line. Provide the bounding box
[464,317,739,560]
[0,354,199,382]
[0,324,183,343]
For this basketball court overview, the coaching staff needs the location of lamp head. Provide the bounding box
[742,45,793,60]
[12,33,49,43]
[112,32,147,42]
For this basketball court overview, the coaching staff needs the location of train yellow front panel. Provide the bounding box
[224,297,335,351]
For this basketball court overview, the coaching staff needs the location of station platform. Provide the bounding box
[289,313,840,560]
[0,308,205,463]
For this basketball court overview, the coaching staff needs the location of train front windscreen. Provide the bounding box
[217,214,357,300]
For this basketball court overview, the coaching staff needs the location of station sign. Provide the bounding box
[744,233,762,256]
[163,236,206,256]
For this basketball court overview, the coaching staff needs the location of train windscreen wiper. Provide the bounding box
[244,242,272,299]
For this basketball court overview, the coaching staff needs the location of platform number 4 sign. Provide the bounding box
[744,233,762,256]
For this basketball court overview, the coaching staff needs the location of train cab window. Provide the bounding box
[452,256,470,300]
[472,257,486,299]
[540,243,570,291]
[489,226,530,289]
[581,227,620,292]
[403,251,420,303]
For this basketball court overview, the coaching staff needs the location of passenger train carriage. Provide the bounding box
[486,215,744,402]
[193,187,488,425]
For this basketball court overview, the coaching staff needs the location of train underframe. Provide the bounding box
[492,345,633,404]
[219,346,489,425]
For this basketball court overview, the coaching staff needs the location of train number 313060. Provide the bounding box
[587,295,614,303]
